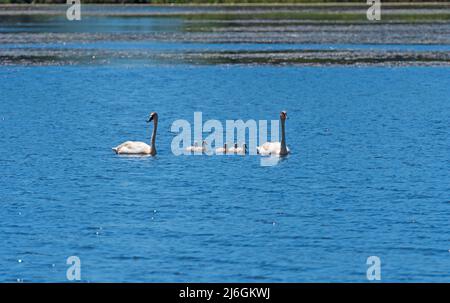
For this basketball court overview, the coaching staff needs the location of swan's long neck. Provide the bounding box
[150,117,158,154]
[280,118,287,154]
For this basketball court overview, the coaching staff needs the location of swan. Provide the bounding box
[185,141,198,152]
[215,143,228,154]
[186,140,207,153]
[186,141,198,152]
[257,111,290,156]
[234,143,247,155]
[228,143,247,154]
[227,143,238,153]
[112,112,158,156]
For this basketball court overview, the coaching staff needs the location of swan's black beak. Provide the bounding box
[147,116,154,123]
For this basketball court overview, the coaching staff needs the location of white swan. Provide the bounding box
[186,140,207,153]
[227,143,238,153]
[185,141,198,152]
[228,143,247,155]
[257,111,290,156]
[215,143,228,154]
[112,112,158,156]
[234,143,247,155]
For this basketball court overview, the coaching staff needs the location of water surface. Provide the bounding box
[0,5,449,282]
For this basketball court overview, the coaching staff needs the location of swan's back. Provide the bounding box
[186,141,207,153]
[215,147,226,154]
[113,141,151,154]
[257,142,290,155]
[186,146,206,153]
[257,142,281,155]
[235,145,246,155]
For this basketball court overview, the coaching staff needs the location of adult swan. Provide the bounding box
[112,112,158,156]
[257,111,290,156]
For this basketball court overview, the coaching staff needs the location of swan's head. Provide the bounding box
[280,111,287,121]
[147,112,158,122]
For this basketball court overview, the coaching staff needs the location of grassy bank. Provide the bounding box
[176,12,450,22]
[1,2,449,23]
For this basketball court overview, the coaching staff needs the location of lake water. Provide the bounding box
[0,6,449,282]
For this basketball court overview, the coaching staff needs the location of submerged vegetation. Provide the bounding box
[1,1,450,22]
[174,12,450,22]
[0,2,449,66]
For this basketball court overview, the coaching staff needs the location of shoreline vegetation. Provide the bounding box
[1,2,450,66]
[1,2,450,22]
[2,1,450,6]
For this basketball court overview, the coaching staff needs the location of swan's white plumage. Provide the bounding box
[224,144,246,154]
[257,111,290,156]
[186,146,206,152]
[186,141,207,153]
[234,147,246,154]
[112,112,158,156]
[112,141,152,155]
[257,142,290,155]
[215,147,227,154]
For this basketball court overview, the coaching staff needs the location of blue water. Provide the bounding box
[1,65,449,282]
